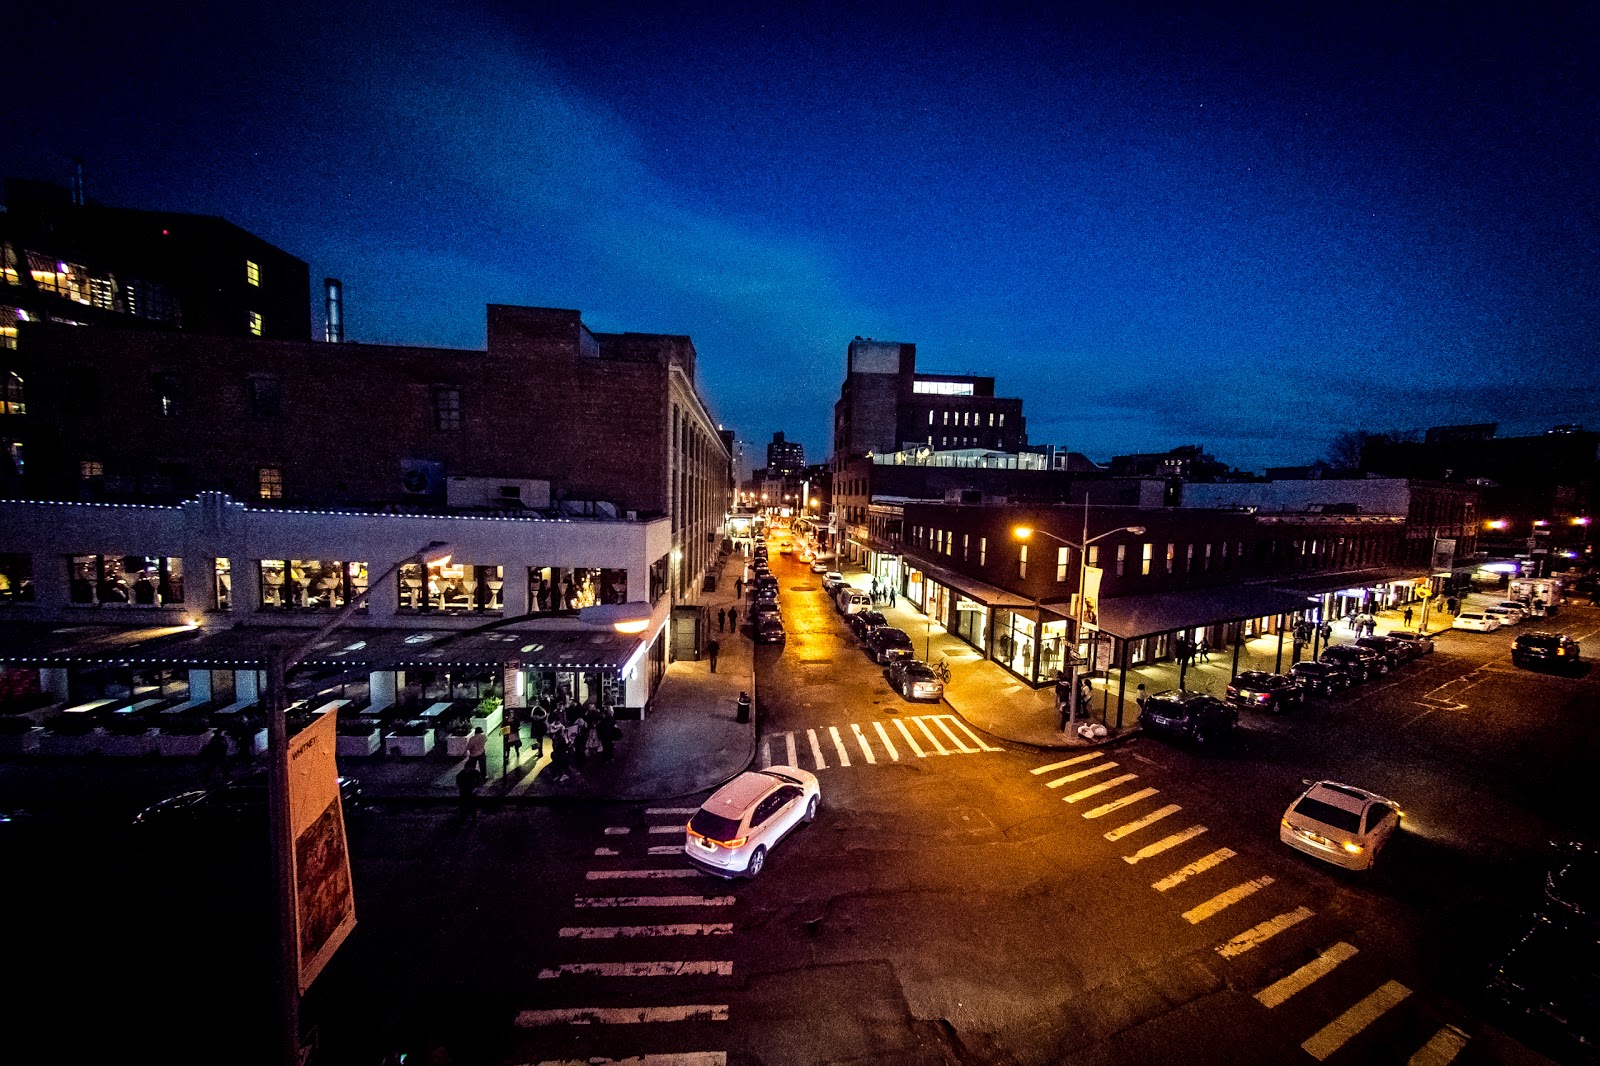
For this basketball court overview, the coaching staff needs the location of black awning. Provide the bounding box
[1097,584,1309,640]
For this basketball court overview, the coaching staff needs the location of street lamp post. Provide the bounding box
[266,539,452,1066]
[1014,516,1146,731]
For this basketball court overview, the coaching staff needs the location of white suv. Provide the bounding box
[1281,780,1404,871]
[1453,610,1501,632]
[685,767,820,878]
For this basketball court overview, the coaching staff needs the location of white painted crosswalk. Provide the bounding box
[1300,980,1410,1061]
[760,714,1001,771]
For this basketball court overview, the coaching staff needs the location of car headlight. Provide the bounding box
[1342,841,1364,854]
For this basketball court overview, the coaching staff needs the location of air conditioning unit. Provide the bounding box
[446,476,551,510]
[400,459,445,497]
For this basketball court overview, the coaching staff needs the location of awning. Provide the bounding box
[902,554,1035,608]
[1271,567,1421,597]
[1097,584,1309,640]
[0,620,643,671]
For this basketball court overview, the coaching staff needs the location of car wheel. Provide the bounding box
[901,683,911,700]
[745,845,766,877]
[803,796,818,823]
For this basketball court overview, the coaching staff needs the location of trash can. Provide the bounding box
[736,691,751,723]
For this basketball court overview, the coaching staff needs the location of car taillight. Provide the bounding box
[1342,841,1364,854]
[1256,694,1271,703]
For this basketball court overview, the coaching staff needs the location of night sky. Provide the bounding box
[5,1,1596,472]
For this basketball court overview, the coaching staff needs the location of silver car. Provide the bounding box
[685,767,820,878]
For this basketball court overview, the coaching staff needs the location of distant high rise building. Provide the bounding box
[767,431,805,478]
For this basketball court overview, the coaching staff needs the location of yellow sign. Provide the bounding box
[288,709,356,994]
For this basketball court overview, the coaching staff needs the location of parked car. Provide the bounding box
[1139,690,1237,747]
[684,766,820,878]
[888,659,944,701]
[1279,779,1403,871]
[809,558,831,574]
[822,571,846,594]
[1487,913,1600,1051]
[133,771,364,832]
[1355,634,1412,667]
[1512,632,1582,672]
[866,626,915,665]
[1483,605,1524,627]
[836,588,872,616]
[850,610,888,642]
[1225,671,1303,713]
[1454,610,1502,633]
[755,614,787,644]
[1320,644,1386,681]
[1544,841,1599,932]
[1385,630,1435,655]
[1290,660,1352,697]
[1490,600,1529,623]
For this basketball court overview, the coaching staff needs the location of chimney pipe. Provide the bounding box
[323,278,343,343]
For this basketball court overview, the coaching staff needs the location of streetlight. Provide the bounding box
[1014,518,1145,730]
[266,539,452,1066]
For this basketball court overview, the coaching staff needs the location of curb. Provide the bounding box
[937,693,1143,752]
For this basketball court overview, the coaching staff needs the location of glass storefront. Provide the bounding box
[927,581,952,632]
[955,596,987,650]
[1038,619,1069,680]
[993,609,1037,680]
[905,567,925,610]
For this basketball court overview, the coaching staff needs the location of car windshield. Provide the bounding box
[689,809,742,841]
[858,612,885,626]
[879,630,911,646]
[1292,796,1362,833]
[904,664,935,679]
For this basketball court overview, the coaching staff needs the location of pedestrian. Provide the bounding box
[597,703,617,760]
[1136,683,1148,713]
[1319,622,1332,643]
[465,727,487,776]
[202,727,229,786]
[455,762,482,819]
[569,718,589,768]
[548,723,570,778]
[528,703,548,759]
[735,577,744,599]
[1403,605,1414,626]
[502,714,523,770]
[728,606,738,632]
[708,637,720,673]
[718,607,727,632]
[1365,616,1377,637]
[1198,638,1211,663]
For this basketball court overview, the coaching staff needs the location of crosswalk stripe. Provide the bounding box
[944,716,1003,752]
[515,1004,729,1026]
[1064,773,1137,803]
[648,825,685,835]
[648,846,681,856]
[587,869,701,880]
[894,718,926,757]
[932,716,977,753]
[1047,761,1118,787]
[646,807,698,815]
[1104,803,1181,839]
[807,728,827,770]
[1083,788,1160,820]
[1407,1025,1470,1066]
[537,960,734,979]
[1182,877,1272,923]
[1255,942,1358,1007]
[560,924,733,939]
[1031,753,1103,774]
[1216,906,1314,958]
[874,720,900,761]
[785,730,797,767]
[594,847,620,857]
[605,827,631,835]
[761,736,775,768]
[851,723,877,763]
[531,1049,726,1056]
[1124,825,1207,864]
[1301,980,1411,1061]
[828,725,851,767]
[1152,848,1235,891]
[914,716,949,755]
[575,896,734,908]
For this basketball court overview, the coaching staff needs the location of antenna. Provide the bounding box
[324,278,344,343]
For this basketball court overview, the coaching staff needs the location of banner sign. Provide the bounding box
[289,709,356,994]
[1430,538,1457,572]
[1073,566,1104,631]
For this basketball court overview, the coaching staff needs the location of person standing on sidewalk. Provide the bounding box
[718,607,727,632]
[735,577,744,599]
[708,637,720,673]
[465,727,487,777]
[728,606,739,633]
[502,716,522,773]
[1403,605,1414,626]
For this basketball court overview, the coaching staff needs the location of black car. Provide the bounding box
[1224,671,1302,713]
[751,599,780,620]
[134,770,364,831]
[1320,644,1385,681]
[1355,635,1411,667]
[866,626,915,664]
[754,614,786,644]
[1290,660,1351,697]
[1545,841,1600,932]
[1139,690,1238,747]
[850,610,888,642]
[1487,913,1599,1051]
[1513,632,1582,673]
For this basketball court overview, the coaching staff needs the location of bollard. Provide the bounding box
[736,691,752,723]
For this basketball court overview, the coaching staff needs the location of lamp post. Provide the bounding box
[1014,517,1146,731]
[266,539,452,1066]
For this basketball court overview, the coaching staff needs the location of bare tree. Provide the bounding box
[1325,430,1370,471]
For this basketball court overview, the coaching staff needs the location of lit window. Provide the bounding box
[963,533,969,560]
[0,370,24,414]
[248,311,263,336]
[1166,543,1175,573]
[943,410,950,425]
[1088,545,1099,569]
[1204,543,1213,570]
[259,559,371,611]
[214,558,232,611]
[913,380,975,396]
[988,412,995,427]
[433,386,461,430]
[258,466,283,499]
[0,552,33,603]
[1056,546,1069,582]
[79,459,103,479]
[1116,544,1126,576]
[928,410,934,425]
[68,553,184,606]
[1186,544,1194,570]
[246,260,260,286]
[998,413,1005,427]
[980,536,987,566]
[1141,543,1153,576]
[1018,544,1028,579]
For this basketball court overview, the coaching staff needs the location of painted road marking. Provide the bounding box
[932,716,977,753]
[575,896,734,908]
[1152,848,1236,892]
[646,807,698,815]
[1104,803,1181,840]
[1124,825,1207,864]
[1407,1025,1470,1066]
[533,1054,727,1066]
[1301,980,1411,1061]
[605,827,631,835]
[1183,877,1273,923]
[851,723,876,763]
[873,721,900,761]
[594,847,620,857]
[1216,906,1314,958]
[1064,773,1138,803]
[945,716,1003,751]
[1254,941,1358,1008]
[647,846,681,855]
[807,728,827,770]
[914,716,949,755]
[894,718,926,757]
[587,869,701,880]
[1083,788,1160,820]
[1048,761,1117,787]
[648,825,685,835]
[560,924,734,939]
[785,731,797,767]
[829,725,852,767]
[515,1004,729,1026]
[1031,753,1103,774]
[538,960,734,979]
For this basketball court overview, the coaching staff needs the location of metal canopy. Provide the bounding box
[1097,584,1310,641]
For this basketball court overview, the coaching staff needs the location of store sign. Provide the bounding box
[288,710,357,994]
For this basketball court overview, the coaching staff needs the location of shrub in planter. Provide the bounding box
[444,716,471,738]
[388,720,430,737]
[337,717,379,736]
[474,696,503,719]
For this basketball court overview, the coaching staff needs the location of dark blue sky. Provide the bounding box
[6,1,1596,472]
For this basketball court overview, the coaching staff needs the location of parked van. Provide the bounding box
[836,589,872,616]
[1508,577,1562,617]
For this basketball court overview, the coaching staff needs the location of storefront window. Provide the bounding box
[993,609,1037,680]
[214,558,232,611]
[648,555,669,603]
[527,567,626,612]
[1039,619,1069,679]
[397,561,502,613]
[69,554,184,606]
[0,553,34,603]
[905,567,925,610]
[927,581,951,630]
[259,559,369,611]
[955,596,987,650]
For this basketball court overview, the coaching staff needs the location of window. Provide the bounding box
[928,409,934,424]
[1204,543,1213,571]
[248,376,281,419]
[3,439,22,478]
[1116,544,1126,576]
[527,566,625,612]
[942,410,950,425]
[245,260,260,286]
[962,534,969,561]
[1141,543,1153,576]
[0,553,34,603]
[1221,541,1231,570]
[648,554,670,602]
[214,558,232,611]
[913,380,975,396]
[998,413,1005,427]
[247,311,263,336]
[0,370,23,415]
[1088,545,1099,569]
[433,386,461,430]
[69,554,184,606]
[151,371,181,417]
[1165,543,1175,573]
[259,559,369,611]
[1018,544,1028,579]
[257,466,283,500]
[1056,546,1069,582]
[979,536,987,566]
[79,459,103,481]
[1186,544,1194,571]
[395,561,506,612]
[988,412,995,426]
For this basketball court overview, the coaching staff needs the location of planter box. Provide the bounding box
[336,732,381,757]
[0,727,42,756]
[38,730,105,756]
[156,731,212,757]
[442,733,472,757]
[102,730,158,757]
[384,731,434,757]
[470,706,503,734]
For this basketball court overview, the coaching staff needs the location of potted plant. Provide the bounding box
[470,695,503,735]
[441,715,473,757]
[38,713,103,756]
[156,714,212,756]
[0,714,42,756]
[384,718,434,758]
[335,716,381,757]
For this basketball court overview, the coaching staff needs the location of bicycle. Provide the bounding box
[932,658,951,684]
